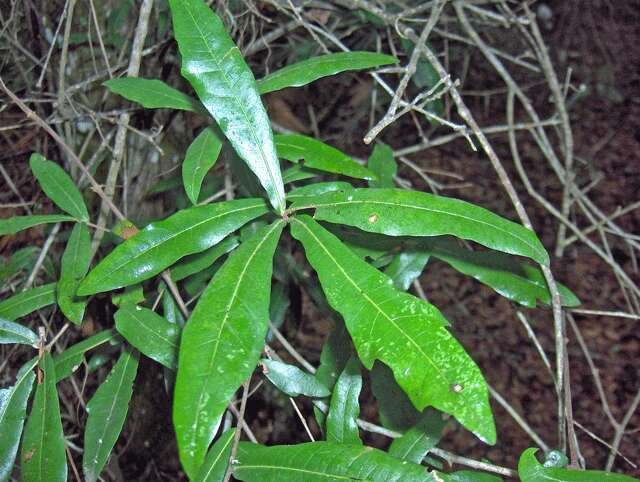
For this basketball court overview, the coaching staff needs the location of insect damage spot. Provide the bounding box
[450,383,464,393]
[368,213,379,223]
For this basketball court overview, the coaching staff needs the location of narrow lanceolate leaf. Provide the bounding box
[21,353,67,482]
[291,188,549,266]
[291,216,496,444]
[518,448,637,482]
[388,410,446,464]
[368,142,396,188]
[286,182,354,202]
[194,429,236,482]
[183,127,224,205]
[384,250,430,292]
[0,318,38,346]
[104,78,204,113]
[173,221,284,478]
[260,359,330,398]
[256,51,398,94]
[58,223,91,324]
[115,306,180,370]
[83,349,139,482]
[370,362,420,432]
[0,215,74,237]
[437,471,503,482]
[234,442,436,482]
[53,330,119,382]
[275,134,377,181]
[78,199,268,295]
[166,234,236,283]
[0,283,56,321]
[29,153,89,221]
[169,0,286,213]
[0,358,37,482]
[326,356,362,445]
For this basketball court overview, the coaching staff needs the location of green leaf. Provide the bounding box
[183,127,224,205]
[291,188,549,266]
[111,284,145,307]
[422,238,579,307]
[57,223,91,324]
[282,165,321,184]
[195,429,236,482]
[171,235,239,282]
[384,250,430,292]
[388,410,446,464]
[104,77,204,112]
[29,153,89,221]
[0,215,75,237]
[234,441,437,481]
[83,348,139,482]
[0,318,38,346]
[260,359,330,398]
[21,353,67,482]
[0,283,57,321]
[291,216,495,444]
[169,0,286,213]
[173,220,284,478]
[257,51,398,94]
[0,246,40,280]
[163,289,186,327]
[518,448,637,481]
[438,471,503,482]
[326,356,362,445]
[368,142,396,188]
[370,361,420,432]
[0,358,37,482]
[115,305,180,370]
[79,199,268,295]
[53,330,120,382]
[286,182,354,202]
[275,134,377,181]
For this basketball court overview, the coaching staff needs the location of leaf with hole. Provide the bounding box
[104,77,204,113]
[326,355,362,445]
[57,223,91,324]
[261,359,329,398]
[183,127,224,205]
[0,283,57,321]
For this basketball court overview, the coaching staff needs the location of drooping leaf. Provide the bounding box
[388,410,446,464]
[291,188,549,266]
[326,356,362,445]
[260,359,329,398]
[29,153,89,221]
[286,182,354,202]
[115,305,180,369]
[195,429,236,482]
[173,220,284,478]
[0,215,74,237]
[384,250,430,292]
[518,448,637,481]
[57,223,91,324]
[275,134,376,181]
[83,348,139,482]
[234,441,437,481]
[53,330,120,382]
[256,51,398,94]
[368,142,396,188]
[171,235,239,282]
[104,77,204,113]
[169,0,286,213]
[0,358,37,482]
[291,216,495,444]
[0,283,57,321]
[183,127,224,205]
[0,318,38,346]
[79,199,268,295]
[21,353,67,482]
[370,361,420,432]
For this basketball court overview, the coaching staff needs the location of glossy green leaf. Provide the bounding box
[79,199,268,295]
[183,127,224,205]
[370,361,420,432]
[0,283,56,321]
[291,188,549,266]
[169,0,286,213]
[163,289,186,327]
[261,359,330,398]
[286,182,353,202]
[275,134,377,181]
[104,77,204,112]
[29,153,89,221]
[83,348,139,482]
[368,142,396,188]
[173,220,284,478]
[0,358,37,482]
[53,330,119,382]
[282,165,320,184]
[171,235,239,282]
[57,223,91,324]
[422,238,579,307]
[0,318,38,346]
[115,305,180,369]
[438,471,502,482]
[0,215,74,237]
[111,284,145,307]
[326,356,362,445]
[195,429,236,482]
[384,250,430,292]
[234,441,437,481]
[518,448,637,481]
[291,216,495,444]
[257,51,398,94]
[21,353,67,482]
[388,410,446,464]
